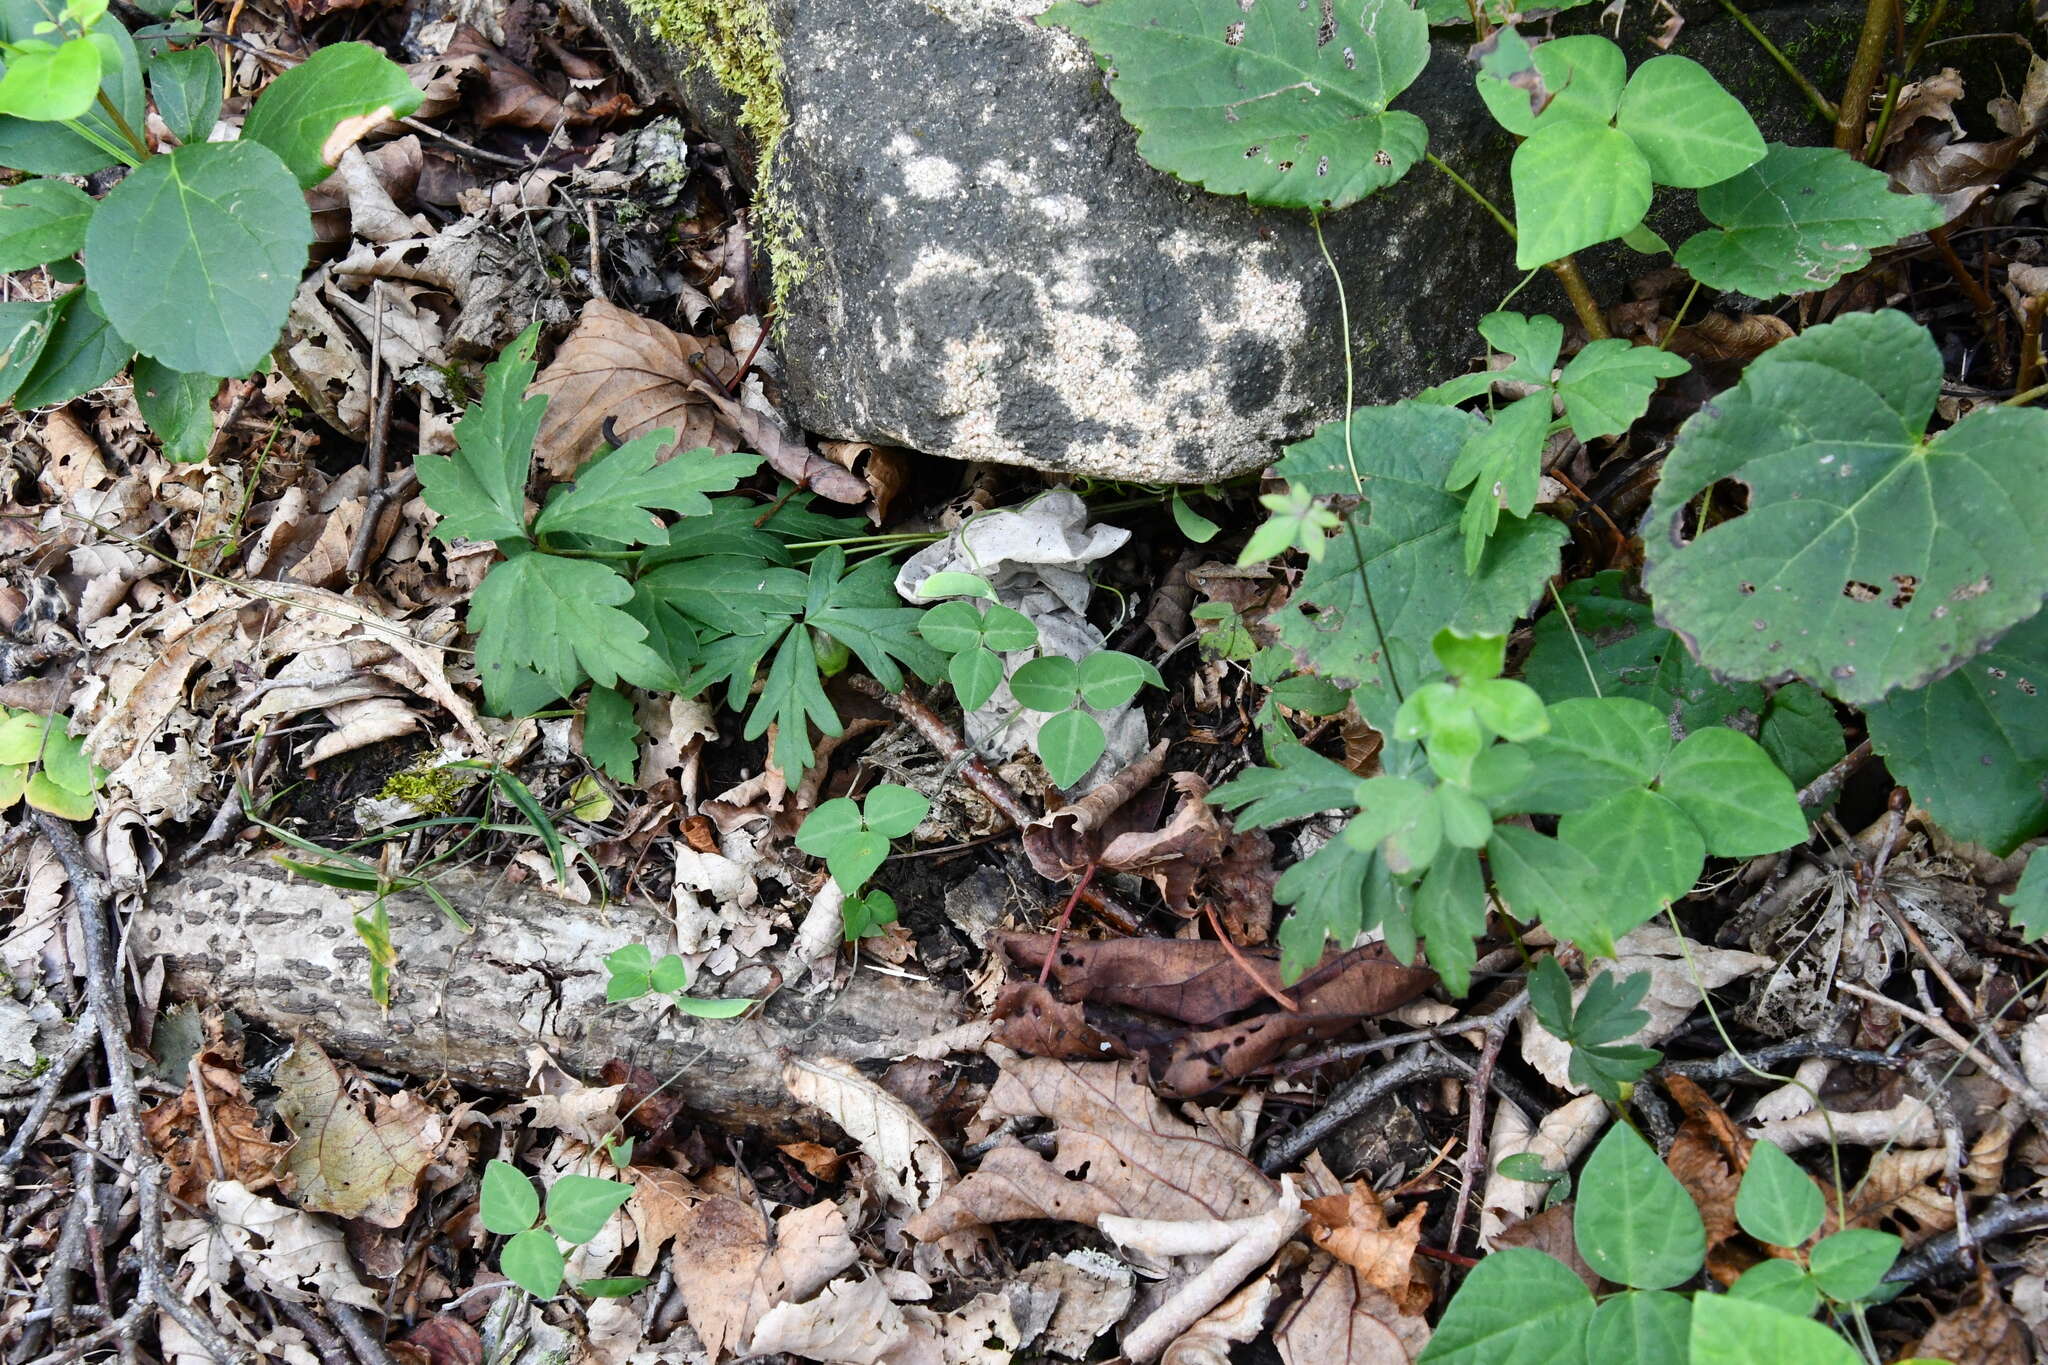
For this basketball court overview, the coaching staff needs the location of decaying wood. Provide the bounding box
[135,859,967,1137]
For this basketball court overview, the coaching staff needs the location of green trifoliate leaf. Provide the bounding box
[1655,727,1807,857]
[1736,1140,1825,1248]
[1037,709,1107,788]
[240,42,424,188]
[0,177,94,272]
[148,46,223,145]
[84,140,312,377]
[1240,483,1340,565]
[1555,339,1688,439]
[648,952,688,995]
[1690,1295,1862,1365]
[863,783,930,839]
[1499,696,1670,815]
[1806,1229,1900,1302]
[842,889,899,940]
[1866,610,2048,855]
[1511,119,1651,269]
[1415,1246,1594,1365]
[534,439,759,545]
[500,1228,565,1298]
[1575,1124,1705,1289]
[795,797,863,859]
[1585,1291,1691,1364]
[948,647,1004,711]
[1676,144,1944,299]
[1041,0,1430,211]
[545,1174,633,1244]
[1078,651,1161,709]
[134,357,219,463]
[481,1159,541,1234]
[418,324,544,544]
[1644,311,2048,706]
[1476,34,1624,136]
[1613,54,1763,188]
[470,550,677,703]
[1486,823,1607,952]
[1727,1258,1822,1318]
[1010,655,1081,712]
[1559,786,1703,938]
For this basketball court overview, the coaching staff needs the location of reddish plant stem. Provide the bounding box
[1039,863,1099,986]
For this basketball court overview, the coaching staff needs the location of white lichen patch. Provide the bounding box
[888,237,1314,481]
[903,155,963,198]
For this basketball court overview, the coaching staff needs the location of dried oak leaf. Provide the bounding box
[141,1037,288,1206]
[905,1055,1273,1242]
[273,1037,454,1228]
[625,1165,705,1275]
[529,298,739,478]
[783,1055,955,1222]
[1304,1185,1429,1310]
[667,1194,855,1358]
[1276,1253,1433,1365]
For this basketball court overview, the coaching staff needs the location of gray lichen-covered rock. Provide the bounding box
[568,0,1927,482]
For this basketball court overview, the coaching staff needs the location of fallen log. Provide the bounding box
[135,858,967,1137]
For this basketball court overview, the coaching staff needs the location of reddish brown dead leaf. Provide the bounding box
[819,438,911,525]
[1276,1254,1433,1365]
[682,377,868,505]
[776,1140,847,1181]
[529,299,741,478]
[1908,1278,2029,1365]
[1662,1074,1753,1284]
[274,1037,454,1228]
[1492,1202,1600,1292]
[1095,772,1225,915]
[906,1055,1274,1242]
[598,1058,688,1153]
[1304,1185,1429,1311]
[398,1316,482,1365]
[1021,740,1171,878]
[140,1030,287,1206]
[989,981,1131,1062]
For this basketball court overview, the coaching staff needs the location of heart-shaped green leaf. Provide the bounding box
[240,42,424,188]
[1010,655,1081,712]
[862,783,930,839]
[481,1159,541,1234]
[1559,787,1703,937]
[1078,651,1159,710]
[826,828,890,892]
[1511,119,1651,269]
[545,1174,633,1244]
[1655,728,1806,856]
[500,1228,565,1298]
[1036,708,1106,788]
[948,646,1004,711]
[1736,1140,1825,1248]
[1575,1124,1705,1289]
[1476,34,1625,136]
[1613,54,1763,188]
[1645,311,2048,705]
[1041,0,1429,211]
[1419,1246,1595,1365]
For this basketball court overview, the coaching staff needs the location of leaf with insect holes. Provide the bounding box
[1041,0,1429,212]
[1476,34,1625,137]
[1676,144,1943,299]
[418,324,544,545]
[533,439,760,545]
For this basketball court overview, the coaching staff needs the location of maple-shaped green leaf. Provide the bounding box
[1448,392,1549,573]
[1865,609,2048,855]
[1414,846,1485,994]
[1210,743,1365,829]
[418,324,544,545]
[1272,402,1566,739]
[1273,834,1409,984]
[1239,483,1340,565]
[470,549,677,706]
[2003,852,2048,943]
[1676,144,1944,299]
[1041,0,1430,212]
[1555,340,1688,438]
[1644,310,2048,706]
[534,439,761,546]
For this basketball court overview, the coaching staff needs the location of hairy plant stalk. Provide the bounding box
[1834,0,1896,151]
[1423,155,1608,340]
[1715,0,1836,121]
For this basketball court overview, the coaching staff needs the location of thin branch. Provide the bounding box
[1261,1045,1472,1174]
[1887,1197,2048,1282]
[1446,990,1528,1252]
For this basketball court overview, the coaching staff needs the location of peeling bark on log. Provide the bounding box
[135,859,966,1137]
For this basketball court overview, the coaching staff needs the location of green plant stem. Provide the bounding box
[1425,154,1608,340]
[59,113,138,168]
[1835,0,1896,151]
[1660,280,1703,351]
[1311,211,1403,705]
[1715,0,1837,121]
[1865,0,1948,160]
[94,89,149,160]
[2004,381,2048,407]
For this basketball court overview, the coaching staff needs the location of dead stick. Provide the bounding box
[845,675,1034,830]
[346,373,399,582]
[1262,1046,1472,1174]
[1446,990,1528,1253]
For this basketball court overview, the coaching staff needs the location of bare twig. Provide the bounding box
[1887,1197,2048,1282]
[1118,1184,1307,1364]
[1663,1038,1905,1079]
[1839,981,2048,1122]
[345,372,398,582]
[1447,990,1529,1252]
[330,1303,399,1365]
[0,1014,94,1190]
[1261,1045,1472,1174]
[1799,739,1872,809]
[844,675,1031,828]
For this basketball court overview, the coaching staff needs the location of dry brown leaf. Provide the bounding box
[989,981,1131,1062]
[530,298,740,477]
[273,1038,452,1227]
[625,1165,704,1275]
[1908,1278,2030,1365]
[778,1140,848,1180]
[819,438,911,525]
[907,1055,1273,1241]
[668,1194,856,1357]
[783,1055,954,1221]
[398,1316,483,1365]
[1304,1186,1427,1308]
[193,1179,381,1307]
[141,1030,288,1206]
[1276,1254,1432,1365]
[682,376,869,504]
[1492,1202,1600,1292]
[1096,773,1225,915]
